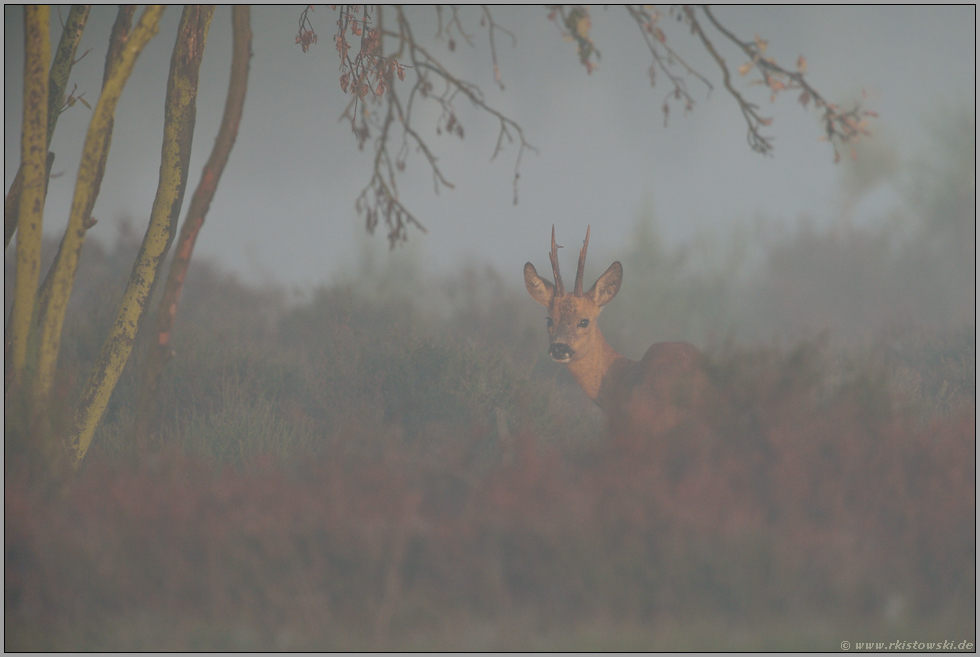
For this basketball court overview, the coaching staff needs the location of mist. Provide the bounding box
[4,6,975,287]
[4,6,975,651]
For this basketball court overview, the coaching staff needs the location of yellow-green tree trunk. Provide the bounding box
[68,5,215,467]
[4,6,92,401]
[33,6,164,408]
[31,7,136,360]
[8,6,50,395]
[3,5,89,250]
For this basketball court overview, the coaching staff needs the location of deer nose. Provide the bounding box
[549,343,574,361]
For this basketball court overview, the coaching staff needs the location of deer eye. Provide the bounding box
[546,317,554,328]
[578,319,590,329]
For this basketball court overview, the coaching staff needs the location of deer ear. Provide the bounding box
[524,262,555,307]
[589,261,622,307]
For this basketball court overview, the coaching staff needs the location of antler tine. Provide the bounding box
[573,225,590,296]
[549,224,565,296]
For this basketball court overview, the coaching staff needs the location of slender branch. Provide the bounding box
[355,96,429,247]
[684,5,773,154]
[301,5,535,243]
[389,8,535,177]
[699,5,875,161]
[624,5,711,127]
[298,4,875,245]
[481,6,515,90]
[446,6,475,48]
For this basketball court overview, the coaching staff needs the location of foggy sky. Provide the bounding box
[4,6,976,287]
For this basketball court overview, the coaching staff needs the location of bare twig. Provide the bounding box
[436,5,474,49]
[302,5,534,245]
[624,5,711,127]
[698,5,876,160]
[684,5,774,154]
[481,6,516,90]
[296,4,874,245]
[390,8,535,198]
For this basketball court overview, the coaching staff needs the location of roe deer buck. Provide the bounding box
[524,226,707,437]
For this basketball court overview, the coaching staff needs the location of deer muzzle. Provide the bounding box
[549,343,574,362]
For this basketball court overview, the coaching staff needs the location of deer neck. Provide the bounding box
[565,326,635,412]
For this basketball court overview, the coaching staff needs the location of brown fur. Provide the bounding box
[525,227,706,438]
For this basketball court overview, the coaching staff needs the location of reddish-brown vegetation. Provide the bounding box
[5,340,974,650]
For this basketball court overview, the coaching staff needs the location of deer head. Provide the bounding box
[523,225,622,364]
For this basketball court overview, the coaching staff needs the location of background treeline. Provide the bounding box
[4,110,975,649]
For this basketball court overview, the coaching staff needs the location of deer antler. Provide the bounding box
[549,224,565,296]
[573,225,590,296]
